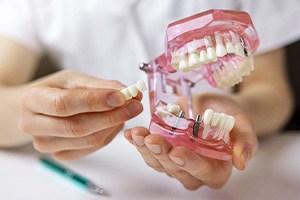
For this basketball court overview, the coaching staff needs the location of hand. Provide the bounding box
[19,70,143,160]
[124,93,258,190]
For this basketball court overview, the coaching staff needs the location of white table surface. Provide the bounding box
[1,132,300,200]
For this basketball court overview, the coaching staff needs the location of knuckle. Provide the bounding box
[86,132,106,147]
[64,117,88,137]
[102,134,116,146]
[105,113,120,127]
[53,93,68,115]
[85,91,100,111]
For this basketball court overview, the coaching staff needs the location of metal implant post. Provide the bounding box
[172,110,185,129]
[193,115,201,138]
[169,110,185,135]
[139,63,151,73]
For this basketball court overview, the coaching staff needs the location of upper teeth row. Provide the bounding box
[213,55,254,89]
[202,109,235,143]
[121,80,147,100]
[171,32,246,72]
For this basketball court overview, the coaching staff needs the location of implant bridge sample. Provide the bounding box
[120,80,147,100]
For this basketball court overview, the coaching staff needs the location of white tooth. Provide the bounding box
[248,55,255,71]
[202,125,210,139]
[136,80,147,92]
[215,32,222,43]
[167,103,180,114]
[121,88,132,100]
[218,113,227,127]
[211,113,221,138]
[235,43,245,57]
[174,47,187,57]
[225,116,235,132]
[211,113,220,126]
[156,107,170,118]
[188,53,200,68]
[226,42,235,54]
[213,129,219,139]
[223,132,230,144]
[215,33,227,57]
[240,63,250,76]
[187,41,198,53]
[203,109,214,125]
[199,50,209,64]
[217,114,228,140]
[179,58,190,72]
[202,109,214,139]
[207,47,218,62]
[216,43,227,57]
[128,85,139,97]
[223,116,234,144]
[204,36,213,47]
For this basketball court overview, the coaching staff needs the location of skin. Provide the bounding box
[0,37,144,160]
[0,36,294,189]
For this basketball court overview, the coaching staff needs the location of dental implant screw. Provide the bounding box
[170,110,185,135]
[193,115,201,138]
[188,82,195,88]
[139,63,151,73]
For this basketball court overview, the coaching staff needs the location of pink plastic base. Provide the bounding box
[149,113,232,160]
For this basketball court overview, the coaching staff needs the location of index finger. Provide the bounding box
[21,86,127,116]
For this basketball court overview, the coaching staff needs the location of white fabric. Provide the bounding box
[0,0,300,127]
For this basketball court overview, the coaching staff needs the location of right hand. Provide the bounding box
[18,70,143,160]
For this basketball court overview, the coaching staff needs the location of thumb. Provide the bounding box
[231,115,259,171]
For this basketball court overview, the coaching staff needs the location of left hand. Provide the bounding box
[124,93,258,190]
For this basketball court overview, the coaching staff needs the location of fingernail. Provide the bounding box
[126,101,143,117]
[147,144,161,154]
[241,148,251,168]
[107,92,125,107]
[170,156,185,166]
[132,134,144,146]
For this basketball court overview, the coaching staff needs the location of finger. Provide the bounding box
[20,100,143,137]
[144,134,203,190]
[231,114,259,170]
[124,128,134,144]
[168,146,232,189]
[64,74,127,90]
[33,124,124,153]
[53,145,103,161]
[21,86,127,117]
[128,127,165,172]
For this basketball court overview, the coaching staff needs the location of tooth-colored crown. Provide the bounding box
[121,80,147,100]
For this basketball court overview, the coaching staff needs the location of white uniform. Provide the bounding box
[0,0,300,127]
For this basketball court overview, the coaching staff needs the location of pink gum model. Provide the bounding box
[140,9,259,160]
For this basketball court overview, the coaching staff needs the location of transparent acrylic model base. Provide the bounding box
[140,10,259,161]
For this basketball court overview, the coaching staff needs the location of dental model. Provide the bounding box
[139,10,259,160]
[121,80,147,100]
